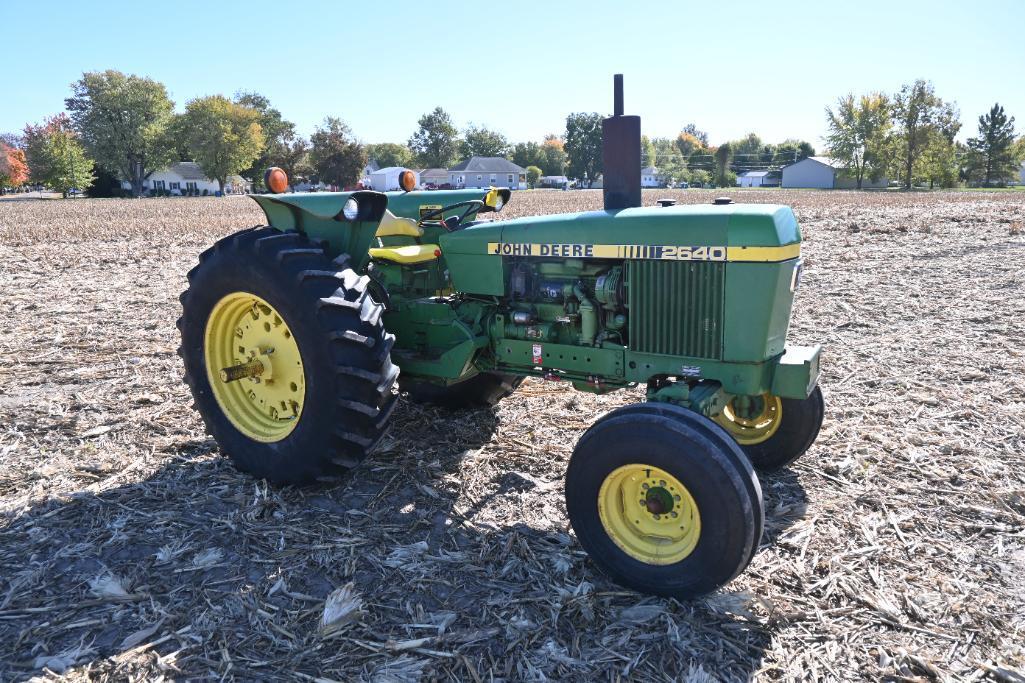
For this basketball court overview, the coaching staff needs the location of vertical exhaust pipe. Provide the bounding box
[602,74,641,210]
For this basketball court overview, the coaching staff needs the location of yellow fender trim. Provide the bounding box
[368,244,440,265]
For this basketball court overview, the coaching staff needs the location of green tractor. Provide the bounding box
[178,76,823,598]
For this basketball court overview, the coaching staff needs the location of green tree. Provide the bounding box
[511,141,542,169]
[408,107,458,167]
[651,138,685,185]
[525,165,542,188]
[65,70,175,197]
[279,136,311,190]
[366,142,412,169]
[730,133,763,171]
[461,125,508,158]
[825,92,892,189]
[713,143,733,187]
[919,132,959,188]
[233,92,296,191]
[540,135,567,176]
[180,95,265,193]
[310,117,367,188]
[23,114,95,197]
[775,139,815,165]
[564,112,603,186]
[891,79,960,189]
[1013,136,1025,166]
[641,135,657,168]
[965,103,1017,186]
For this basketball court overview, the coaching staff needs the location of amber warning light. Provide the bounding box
[264,167,288,194]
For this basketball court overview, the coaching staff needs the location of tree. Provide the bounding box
[65,70,175,197]
[23,114,95,197]
[919,133,959,189]
[540,135,567,176]
[682,123,709,147]
[965,103,1017,186]
[775,139,815,165]
[278,136,311,190]
[713,143,733,187]
[675,132,706,158]
[233,92,297,191]
[511,141,542,169]
[366,142,412,169]
[641,135,657,168]
[461,125,508,158]
[891,79,960,189]
[825,93,892,189]
[408,107,458,167]
[0,143,28,193]
[525,165,542,188]
[180,95,265,193]
[564,112,603,186]
[652,138,685,185]
[1013,136,1025,166]
[310,117,367,188]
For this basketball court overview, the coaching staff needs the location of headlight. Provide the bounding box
[342,197,359,221]
[493,195,504,211]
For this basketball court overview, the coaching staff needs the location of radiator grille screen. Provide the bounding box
[627,260,725,359]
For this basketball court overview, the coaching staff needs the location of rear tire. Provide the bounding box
[400,372,523,409]
[178,227,398,484]
[566,402,763,599]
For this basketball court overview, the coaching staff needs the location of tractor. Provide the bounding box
[178,76,824,599]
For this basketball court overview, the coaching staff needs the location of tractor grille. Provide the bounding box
[627,260,724,359]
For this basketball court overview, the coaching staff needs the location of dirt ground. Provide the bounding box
[1,189,1024,682]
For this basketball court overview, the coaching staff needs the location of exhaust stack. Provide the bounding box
[602,74,641,210]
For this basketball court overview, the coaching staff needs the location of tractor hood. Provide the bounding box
[441,203,801,261]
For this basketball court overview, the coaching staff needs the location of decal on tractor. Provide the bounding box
[419,204,443,219]
[532,343,543,365]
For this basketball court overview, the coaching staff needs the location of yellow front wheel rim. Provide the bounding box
[204,292,305,442]
[598,464,701,565]
[714,393,783,446]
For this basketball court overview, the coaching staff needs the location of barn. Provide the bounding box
[369,167,419,191]
[737,171,781,188]
[782,156,887,189]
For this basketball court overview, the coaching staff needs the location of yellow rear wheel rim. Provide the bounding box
[714,393,782,446]
[204,292,305,442]
[598,464,701,565]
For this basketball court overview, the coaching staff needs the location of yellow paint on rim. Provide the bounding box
[714,393,783,446]
[598,464,701,565]
[204,292,305,442]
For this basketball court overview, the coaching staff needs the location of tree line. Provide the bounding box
[826,79,1025,189]
[3,71,1024,197]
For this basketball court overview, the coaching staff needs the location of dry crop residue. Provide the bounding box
[1,190,1023,681]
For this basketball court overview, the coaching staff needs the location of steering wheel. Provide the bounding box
[417,200,486,231]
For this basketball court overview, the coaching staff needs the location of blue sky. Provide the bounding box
[4,0,1024,148]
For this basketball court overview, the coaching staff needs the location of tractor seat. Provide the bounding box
[375,211,423,238]
[368,244,440,265]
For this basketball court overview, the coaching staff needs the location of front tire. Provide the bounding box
[566,403,763,599]
[178,227,399,484]
[714,386,825,471]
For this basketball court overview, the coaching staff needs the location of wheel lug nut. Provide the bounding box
[641,483,649,490]
[674,495,681,501]
[670,511,678,518]
[653,514,661,520]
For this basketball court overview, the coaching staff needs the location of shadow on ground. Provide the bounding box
[1,398,806,681]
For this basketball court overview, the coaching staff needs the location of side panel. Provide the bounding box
[722,260,798,361]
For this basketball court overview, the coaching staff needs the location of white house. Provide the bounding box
[122,162,223,195]
[448,157,526,190]
[737,171,768,188]
[641,166,661,188]
[782,156,887,189]
[418,168,448,188]
[369,166,419,191]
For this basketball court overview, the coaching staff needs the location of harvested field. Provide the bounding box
[1,189,1024,681]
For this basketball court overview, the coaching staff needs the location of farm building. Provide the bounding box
[641,167,661,188]
[782,156,887,189]
[540,175,570,189]
[737,171,781,188]
[449,157,526,190]
[369,167,419,191]
[418,168,448,188]
[120,162,246,195]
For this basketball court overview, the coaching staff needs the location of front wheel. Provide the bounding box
[566,403,763,599]
[713,386,825,471]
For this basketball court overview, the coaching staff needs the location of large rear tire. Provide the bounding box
[566,402,763,599]
[400,372,523,409]
[178,227,398,484]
